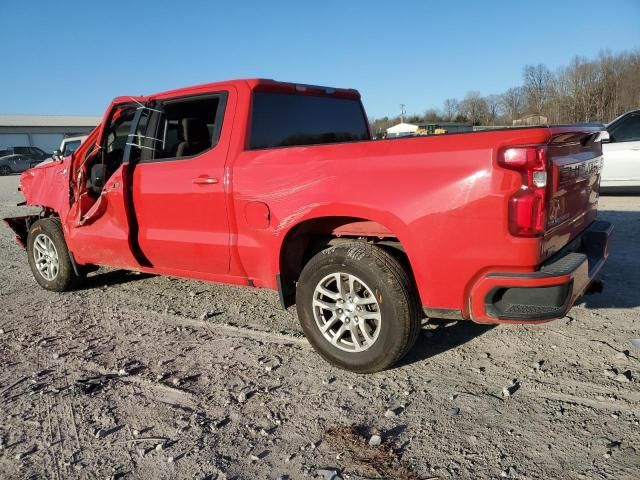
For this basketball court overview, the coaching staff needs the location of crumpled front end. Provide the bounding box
[3,158,72,249]
[19,158,72,218]
[3,215,40,248]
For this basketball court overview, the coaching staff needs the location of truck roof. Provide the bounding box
[132,79,361,103]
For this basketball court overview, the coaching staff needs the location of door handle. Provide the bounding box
[192,176,219,185]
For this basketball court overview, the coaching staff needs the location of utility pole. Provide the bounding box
[400,104,406,123]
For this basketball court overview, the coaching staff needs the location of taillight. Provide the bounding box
[499,146,548,237]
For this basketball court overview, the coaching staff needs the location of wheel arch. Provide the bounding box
[276,213,420,309]
[3,208,58,249]
[26,216,81,291]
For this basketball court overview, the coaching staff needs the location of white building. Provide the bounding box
[512,114,548,126]
[386,122,419,137]
[0,115,101,153]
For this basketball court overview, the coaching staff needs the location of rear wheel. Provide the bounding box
[296,242,421,373]
[0,165,11,176]
[27,218,81,291]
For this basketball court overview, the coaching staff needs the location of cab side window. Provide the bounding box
[126,108,152,164]
[609,113,640,143]
[143,93,226,162]
[83,105,137,196]
[106,110,136,157]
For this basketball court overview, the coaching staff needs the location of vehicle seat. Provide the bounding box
[175,117,210,157]
[87,163,108,197]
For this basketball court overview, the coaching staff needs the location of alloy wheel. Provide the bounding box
[312,272,382,352]
[33,233,59,281]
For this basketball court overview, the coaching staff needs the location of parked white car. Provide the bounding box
[0,146,50,175]
[58,135,88,157]
[602,110,640,191]
[36,135,89,167]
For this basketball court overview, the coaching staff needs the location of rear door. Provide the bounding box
[602,112,640,187]
[130,89,233,274]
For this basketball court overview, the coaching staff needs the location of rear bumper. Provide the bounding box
[468,220,613,323]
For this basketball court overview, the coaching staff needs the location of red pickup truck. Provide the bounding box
[4,79,612,373]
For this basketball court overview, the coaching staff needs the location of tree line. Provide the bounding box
[371,49,640,133]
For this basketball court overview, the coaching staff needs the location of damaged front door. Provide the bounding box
[65,99,149,269]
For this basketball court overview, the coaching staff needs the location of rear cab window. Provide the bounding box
[249,91,370,149]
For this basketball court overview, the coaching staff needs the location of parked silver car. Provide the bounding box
[0,146,50,175]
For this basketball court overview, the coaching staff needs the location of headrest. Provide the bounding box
[178,117,210,143]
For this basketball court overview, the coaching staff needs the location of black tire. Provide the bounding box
[0,165,11,176]
[296,242,421,373]
[27,218,80,292]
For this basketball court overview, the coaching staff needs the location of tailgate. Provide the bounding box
[542,128,604,259]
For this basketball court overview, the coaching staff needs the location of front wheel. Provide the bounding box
[296,242,421,373]
[27,218,81,291]
[0,165,11,176]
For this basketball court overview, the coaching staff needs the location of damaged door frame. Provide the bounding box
[65,97,156,269]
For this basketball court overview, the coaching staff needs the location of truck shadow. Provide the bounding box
[82,269,155,289]
[580,208,640,309]
[398,319,495,368]
[400,206,639,368]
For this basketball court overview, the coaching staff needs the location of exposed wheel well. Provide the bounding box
[3,209,56,249]
[277,217,419,308]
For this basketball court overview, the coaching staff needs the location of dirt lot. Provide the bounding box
[0,173,638,480]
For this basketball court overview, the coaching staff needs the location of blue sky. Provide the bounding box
[1,0,639,119]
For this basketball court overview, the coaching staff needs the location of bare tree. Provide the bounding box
[442,98,459,121]
[485,94,501,125]
[523,64,553,115]
[501,87,524,123]
[378,49,640,129]
[423,109,442,123]
[459,91,489,125]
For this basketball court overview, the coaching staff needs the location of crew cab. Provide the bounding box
[4,79,612,373]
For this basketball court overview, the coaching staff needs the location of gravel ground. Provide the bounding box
[0,173,638,480]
